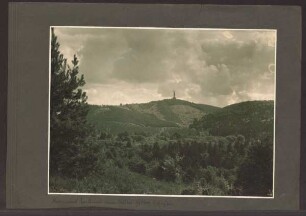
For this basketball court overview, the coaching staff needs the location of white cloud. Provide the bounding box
[53,27,276,107]
[223,31,234,39]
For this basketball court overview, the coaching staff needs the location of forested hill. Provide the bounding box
[86,99,220,133]
[190,100,274,139]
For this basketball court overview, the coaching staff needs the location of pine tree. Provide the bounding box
[50,28,98,178]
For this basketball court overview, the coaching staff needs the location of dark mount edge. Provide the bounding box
[0,0,8,211]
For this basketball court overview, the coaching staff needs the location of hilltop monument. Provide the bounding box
[173,90,176,100]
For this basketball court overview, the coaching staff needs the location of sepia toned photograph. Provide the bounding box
[48,27,276,197]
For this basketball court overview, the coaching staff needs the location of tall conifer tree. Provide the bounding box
[50,28,97,178]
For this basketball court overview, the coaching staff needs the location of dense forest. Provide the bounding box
[49,29,274,196]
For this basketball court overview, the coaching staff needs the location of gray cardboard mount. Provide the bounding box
[7,3,301,210]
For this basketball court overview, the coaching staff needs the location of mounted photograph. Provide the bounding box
[48,27,276,197]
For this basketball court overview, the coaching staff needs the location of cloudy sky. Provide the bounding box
[53,27,276,107]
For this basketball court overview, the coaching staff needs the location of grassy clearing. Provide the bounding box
[50,165,184,195]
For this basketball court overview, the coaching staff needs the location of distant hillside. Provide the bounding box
[87,99,220,134]
[190,100,274,139]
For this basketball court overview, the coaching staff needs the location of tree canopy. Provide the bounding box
[50,28,98,178]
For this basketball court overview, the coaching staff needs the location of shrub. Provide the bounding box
[128,156,147,174]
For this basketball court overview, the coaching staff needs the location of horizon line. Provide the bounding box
[86,98,275,108]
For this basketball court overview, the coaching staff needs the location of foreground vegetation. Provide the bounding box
[50,126,273,196]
